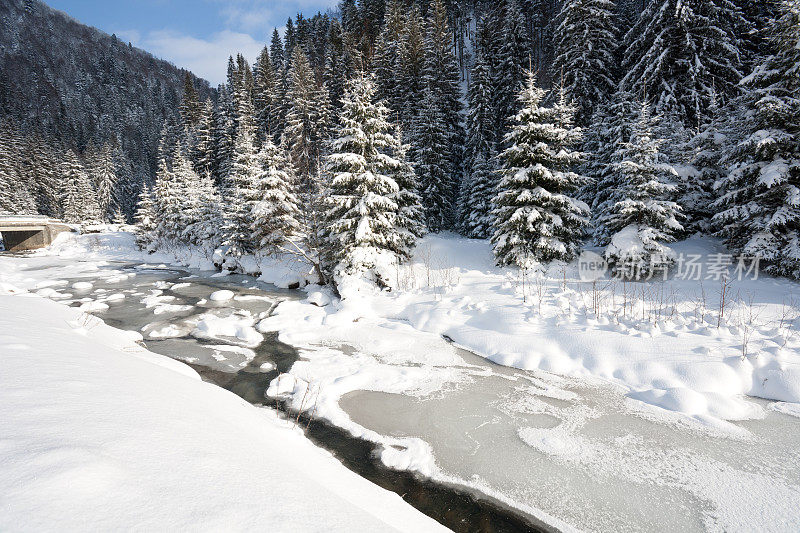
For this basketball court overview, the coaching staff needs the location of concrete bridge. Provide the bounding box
[0,216,77,252]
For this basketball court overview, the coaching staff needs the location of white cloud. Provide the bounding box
[115,29,141,46]
[140,29,263,85]
[219,5,275,33]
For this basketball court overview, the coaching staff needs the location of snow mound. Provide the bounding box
[209,289,234,302]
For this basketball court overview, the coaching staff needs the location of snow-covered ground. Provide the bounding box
[3,229,800,531]
[0,261,445,530]
[274,233,800,427]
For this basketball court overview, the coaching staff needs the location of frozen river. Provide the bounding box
[340,346,800,532]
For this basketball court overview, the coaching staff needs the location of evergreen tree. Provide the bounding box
[61,150,101,224]
[153,155,182,242]
[465,47,496,169]
[212,86,235,184]
[683,92,725,233]
[253,46,278,143]
[222,96,261,257]
[284,47,331,192]
[492,72,589,266]
[0,123,35,215]
[622,0,745,127]
[602,102,684,278]
[252,138,301,252]
[193,100,215,178]
[133,183,157,250]
[584,89,640,244]
[180,72,202,128]
[323,75,408,285]
[170,148,204,244]
[714,1,800,278]
[552,0,619,126]
[374,0,406,117]
[461,44,498,237]
[422,0,465,189]
[111,145,135,219]
[413,88,456,232]
[397,6,426,133]
[87,143,118,221]
[461,151,497,238]
[112,206,127,226]
[324,20,349,118]
[271,29,286,74]
[189,172,223,248]
[389,127,426,258]
[492,0,531,144]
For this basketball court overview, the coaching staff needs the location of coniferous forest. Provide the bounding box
[1,0,798,285]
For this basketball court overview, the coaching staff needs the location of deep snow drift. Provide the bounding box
[0,284,445,531]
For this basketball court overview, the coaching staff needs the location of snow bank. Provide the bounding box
[0,291,445,531]
[266,234,800,427]
[41,230,318,288]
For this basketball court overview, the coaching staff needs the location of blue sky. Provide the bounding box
[46,0,340,85]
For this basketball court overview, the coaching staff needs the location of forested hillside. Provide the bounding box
[2,0,798,284]
[0,0,212,219]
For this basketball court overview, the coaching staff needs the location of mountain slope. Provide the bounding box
[0,0,213,182]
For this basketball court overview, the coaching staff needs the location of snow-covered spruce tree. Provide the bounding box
[179,72,202,129]
[421,0,465,188]
[551,0,619,127]
[465,46,496,171]
[153,155,181,243]
[585,89,640,244]
[323,20,350,120]
[270,29,285,75]
[193,100,215,178]
[323,75,407,287]
[492,0,531,146]
[460,41,498,237]
[713,0,800,278]
[284,47,331,193]
[0,124,34,215]
[187,172,223,249]
[732,0,781,70]
[222,94,261,258]
[412,88,456,232]
[492,71,589,266]
[602,102,684,279]
[87,143,118,221]
[133,183,157,251]
[462,152,498,239]
[374,0,406,119]
[251,138,301,253]
[111,145,135,219]
[398,5,425,135]
[683,91,725,233]
[212,86,234,184]
[61,150,101,225]
[112,207,127,226]
[169,149,205,245]
[622,0,745,127]
[254,46,278,141]
[389,127,426,259]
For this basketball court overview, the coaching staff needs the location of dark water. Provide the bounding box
[54,261,552,533]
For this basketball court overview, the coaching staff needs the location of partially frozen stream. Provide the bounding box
[14,257,547,533]
[10,254,800,532]
[339,346,800,532]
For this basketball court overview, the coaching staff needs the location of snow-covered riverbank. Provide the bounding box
[0,272,445,530]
